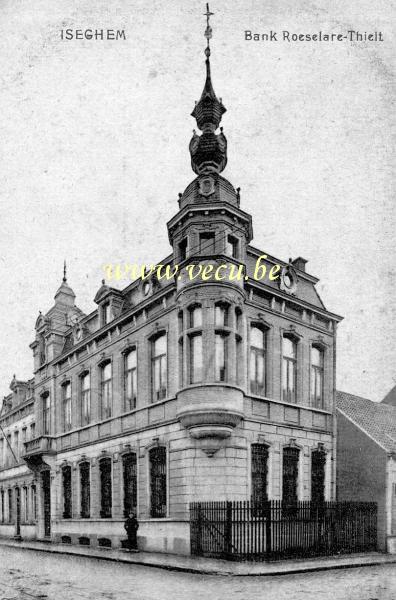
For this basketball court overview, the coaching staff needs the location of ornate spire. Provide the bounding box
[63,259,67,283]
[190,4,227,175]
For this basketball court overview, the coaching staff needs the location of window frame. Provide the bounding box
[79,461,91,519]
[62,380,72,432]
[100,360,113,420]
[99,457,112,519]
[282,335,298,404]
[149,446,167,518]
[42,393,50,436]
[250,324,267,396]
[80,371,91,426]
[151,332,167,402]
[310,345,325,408]
[124,347,138,412]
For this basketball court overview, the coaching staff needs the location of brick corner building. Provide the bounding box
[0,11,343,554]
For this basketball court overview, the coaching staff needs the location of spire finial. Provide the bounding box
[63,259,67,283]
[204,3,214,57]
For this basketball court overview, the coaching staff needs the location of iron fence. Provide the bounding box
[190,500,377,561]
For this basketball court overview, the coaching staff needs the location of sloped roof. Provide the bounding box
[336,390,396,453]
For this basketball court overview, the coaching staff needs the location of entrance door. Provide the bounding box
[42,471,51,538]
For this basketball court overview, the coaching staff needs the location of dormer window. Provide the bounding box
[102,302,111,326]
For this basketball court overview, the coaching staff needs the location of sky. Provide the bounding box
[0,0,394,401]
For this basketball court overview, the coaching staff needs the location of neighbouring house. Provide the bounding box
[382,385,396,407]
[336,390,396,553]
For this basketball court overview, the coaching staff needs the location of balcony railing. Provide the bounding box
[23,436,55,457]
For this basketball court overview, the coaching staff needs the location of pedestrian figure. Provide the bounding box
[124,511,139,550]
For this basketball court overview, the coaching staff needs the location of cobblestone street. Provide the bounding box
[0,547,395,600]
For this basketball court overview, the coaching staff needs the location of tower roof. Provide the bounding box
[189,4,227,175]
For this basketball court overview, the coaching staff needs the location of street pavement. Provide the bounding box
[0,546,395,600]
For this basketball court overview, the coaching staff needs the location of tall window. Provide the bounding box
[23,487,28,522]
[311,449,326,505]
[225,235,238,258]
[123,453,137,517]
[99,458,112,518]
[81,372,91,426]
[251,444,269,505]
[199,232,215,254]
[189,305,202,328]
[42,394,50,435]
[125,349,137,411]
[149,447,167,518]
[62,465,72,519]
[62,382,72,432]
[282,447,299,505]
[30,423,36,440]
[13,431,19,462]
[215,333,227,382]
[100,362,112,419]
[215,303,228,327]
[311,346,324,408]
[80,462,90,518]
[31,485,37,521]
[152,333,167,401]
[1,490,4,523]
[282,337,297,403]
[189,334,203,384]
[250,325,266,396]
[178,238,188,262]
[8,489,12,523]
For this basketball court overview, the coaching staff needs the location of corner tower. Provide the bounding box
[170,6,250,456]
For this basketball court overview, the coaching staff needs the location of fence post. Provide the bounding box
[265,500,272,560]
[225,501,233,560]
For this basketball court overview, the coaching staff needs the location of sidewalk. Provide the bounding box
[0,538,394,576]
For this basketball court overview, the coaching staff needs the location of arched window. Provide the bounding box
[250,325,266,396]
[282,447,299,505]
[81,372,91,426]
[80,462,90,518]
[42,393,50,435]
[251,444,269,505]
[311,449,326,504]
[62,382,72,432]
[123,453,137,517]
[311,346,324,408]
[151,333,167,401]
[282,337,297,403]
[100,362,112,420]
[149,447,167,518]
[125,348,137,411]
[99,458,112,518]
[62,465,72,519]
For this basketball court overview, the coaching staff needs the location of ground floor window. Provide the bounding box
[311,449,326,504]
[282,447,299,505]
[23,487,28,522]
[0,490,4,523]
[251,444,269,505]
[62,465,72,519]
[31,485,37,521]
[123,453,137,517]
[80,462,90,518]
[99,458,112,518]
[7,489,13,523]
[149,447,167,518]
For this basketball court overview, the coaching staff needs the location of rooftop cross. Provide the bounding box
[204,3,214,56]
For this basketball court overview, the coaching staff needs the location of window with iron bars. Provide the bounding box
[149,447,167,518]
[123,453,137,517]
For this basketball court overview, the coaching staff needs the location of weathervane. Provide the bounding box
[204,3,214,57]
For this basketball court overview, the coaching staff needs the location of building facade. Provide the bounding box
[337,391,396,553]
[0,23,343,554]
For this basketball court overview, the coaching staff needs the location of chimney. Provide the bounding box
[291,257,308,272]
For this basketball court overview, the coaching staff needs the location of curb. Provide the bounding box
[0,541,394,577]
